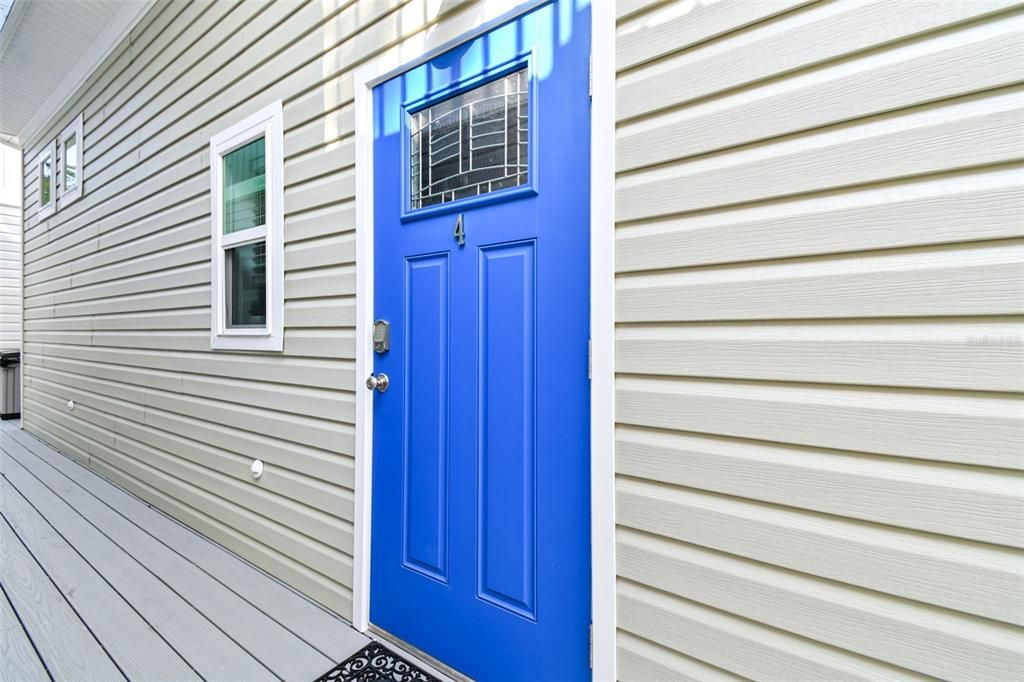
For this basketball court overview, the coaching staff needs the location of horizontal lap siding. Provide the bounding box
[0,204,18,349]
[19,0,478,619]
[614,1,1024,680]
[0,144,20,349]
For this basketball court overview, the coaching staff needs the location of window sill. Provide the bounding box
[210,333,283,352]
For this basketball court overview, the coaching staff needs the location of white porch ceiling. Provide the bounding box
[0,0,142,144]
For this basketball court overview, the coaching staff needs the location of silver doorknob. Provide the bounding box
[366,373,389,393]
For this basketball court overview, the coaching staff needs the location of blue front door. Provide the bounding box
[370,3,591,679]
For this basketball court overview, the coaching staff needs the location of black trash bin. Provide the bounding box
[0,351,20,419]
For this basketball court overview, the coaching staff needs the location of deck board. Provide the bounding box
[0,436,278,681]
[0,485,125,681]
[1,461,200,681]
[0,421,368,681]
[0,582,49,682]
[4,423,367,663]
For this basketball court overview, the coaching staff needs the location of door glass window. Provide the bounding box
[410,68,528,209]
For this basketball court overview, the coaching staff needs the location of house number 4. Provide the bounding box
[454,214,465,247]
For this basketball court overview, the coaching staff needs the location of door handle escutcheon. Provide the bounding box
[366,373,389,393]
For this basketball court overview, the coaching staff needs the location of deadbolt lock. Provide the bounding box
[373,319,390,354]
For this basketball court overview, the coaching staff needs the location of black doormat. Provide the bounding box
[314,642,442,682]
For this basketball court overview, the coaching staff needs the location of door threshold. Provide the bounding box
[368,624,472,682]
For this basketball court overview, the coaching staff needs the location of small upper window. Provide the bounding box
[59,113,84,206]
[40,156,52,204]
[36,113,84,219]
[409,68,529,210]
[64,135,78,188]
[37,139,57,219]
[209,101,283,351]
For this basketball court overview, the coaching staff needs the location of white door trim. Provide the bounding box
[588,3,617,678]
[352,2,616,679]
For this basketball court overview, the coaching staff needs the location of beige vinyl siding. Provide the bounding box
[18,0,483,620]
[0,142,20,350]
[615,0,1024,680]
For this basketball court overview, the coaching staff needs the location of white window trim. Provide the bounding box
[208,101,284,352]
[58,113,84,207]
[37,139,57,220]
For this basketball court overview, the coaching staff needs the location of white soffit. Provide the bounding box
[0,0,150,145]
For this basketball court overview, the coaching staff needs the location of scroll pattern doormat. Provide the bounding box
[314,642,441,682]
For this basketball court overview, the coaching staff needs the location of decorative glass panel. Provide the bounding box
[223,138,266,234]
[226,241,266,327]
[410,68,528,209]
[40,157,51,205]
[64,135,78,190]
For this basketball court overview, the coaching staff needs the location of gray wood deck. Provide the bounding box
[0,420,369,681]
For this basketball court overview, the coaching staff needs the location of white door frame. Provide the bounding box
[351,2,616,678]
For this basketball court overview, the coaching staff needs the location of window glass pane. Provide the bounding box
[410,68,528,210]
[40,157,51,205]
[226,241,266,327]
[64,135,78,190]
[223,138,266,234]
